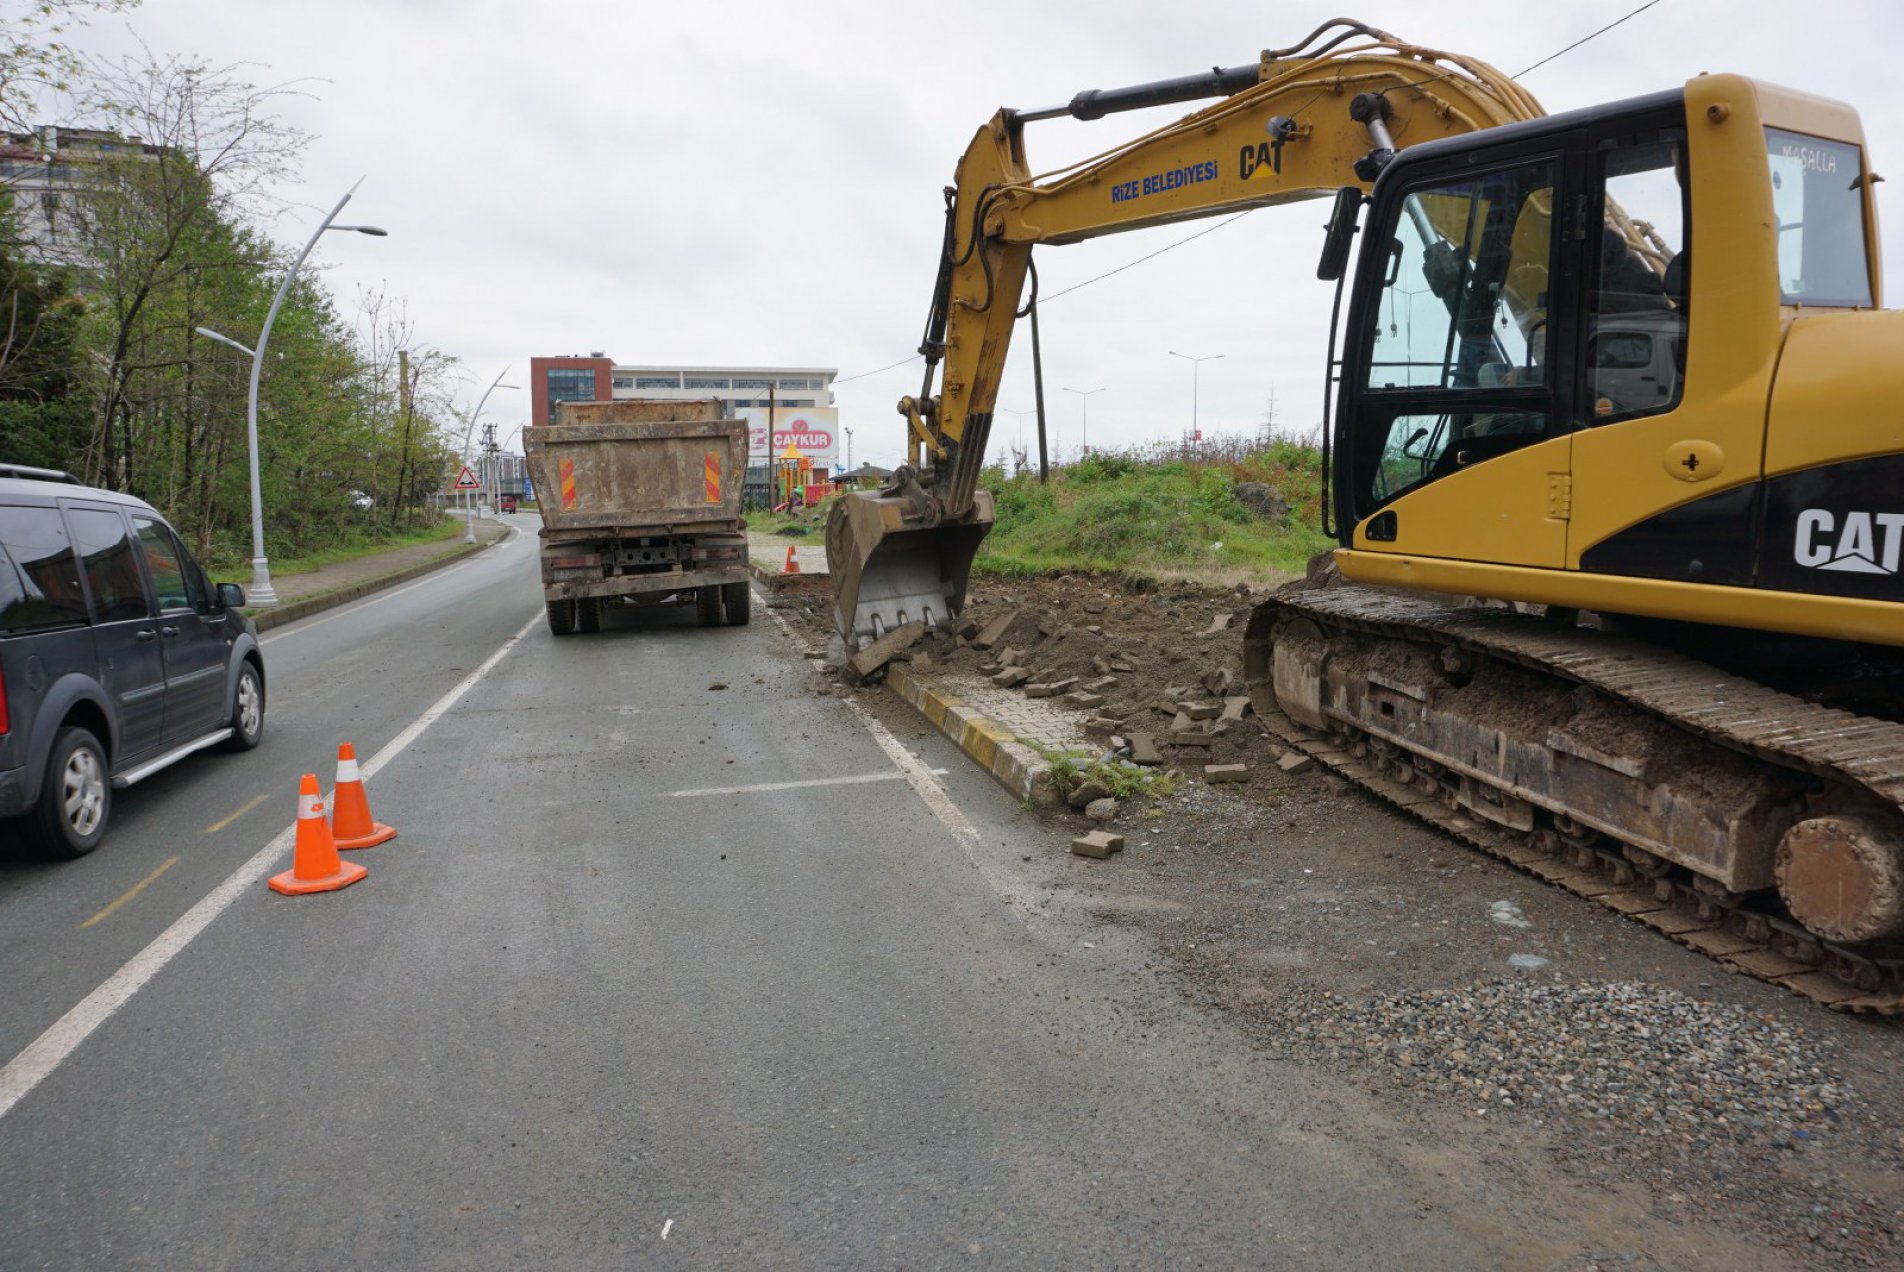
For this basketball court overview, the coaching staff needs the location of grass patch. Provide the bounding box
[262,515,463,578]
[1026,740,1178,804]
[974,439,1332,581]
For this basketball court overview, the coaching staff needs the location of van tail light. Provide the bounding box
[0,662,9,736]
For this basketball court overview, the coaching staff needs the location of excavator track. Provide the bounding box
[1244,586,1904,1014]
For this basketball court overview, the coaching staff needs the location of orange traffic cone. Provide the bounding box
[330,742,396,849]
[783,544,800,574]
[268,774,367,895]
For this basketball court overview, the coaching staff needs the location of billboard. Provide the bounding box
[740,406,838,469]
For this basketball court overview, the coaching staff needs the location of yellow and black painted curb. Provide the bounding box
[885,663,1056,806]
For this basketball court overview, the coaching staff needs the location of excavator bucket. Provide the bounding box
[826,487,995,648]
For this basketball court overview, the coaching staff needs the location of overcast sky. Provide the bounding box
[67,0,1904,467]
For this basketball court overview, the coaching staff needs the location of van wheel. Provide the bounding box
[222,661,265,752]
[721,581,751,626]
[577,596,603,633]
[31,727,110,859]
[546,598,577,636]
[695,586,723,627]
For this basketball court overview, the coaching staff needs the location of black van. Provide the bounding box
[0,466,265,856]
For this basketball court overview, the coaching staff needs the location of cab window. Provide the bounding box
[1587,134,1688,424]
[1765,128,1872,308]
[1353,156,1559,517]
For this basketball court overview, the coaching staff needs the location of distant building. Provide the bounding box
[1,127,170,269]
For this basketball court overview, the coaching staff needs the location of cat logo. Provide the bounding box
[1794,508,1904,574]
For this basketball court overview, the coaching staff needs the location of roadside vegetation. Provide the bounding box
[976,434,1333,581]
[0,2,464,566]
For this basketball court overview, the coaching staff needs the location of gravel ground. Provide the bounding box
[775,572,1904,1268]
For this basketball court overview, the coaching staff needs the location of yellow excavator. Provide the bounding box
[828,20,1904,1009]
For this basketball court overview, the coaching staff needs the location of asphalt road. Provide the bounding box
[0,515,1504,1268]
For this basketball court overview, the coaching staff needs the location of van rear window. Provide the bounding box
[0,505,88,632]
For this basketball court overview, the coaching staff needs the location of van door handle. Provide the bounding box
[135,629,157,642]
[159,625,179,637]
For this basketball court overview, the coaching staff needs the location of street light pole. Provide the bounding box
[460,369,520,543]
[1168,350,1224,445]
[1061,387,1106,460]
[195,178,386,605]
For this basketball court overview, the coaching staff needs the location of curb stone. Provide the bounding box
[885,663,1056,806]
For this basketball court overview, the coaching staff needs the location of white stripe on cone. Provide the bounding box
[297,793,323,819]
[336,759,361,783]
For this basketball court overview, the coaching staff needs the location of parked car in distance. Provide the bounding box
[0,464,265,857]
[498,495,518,514]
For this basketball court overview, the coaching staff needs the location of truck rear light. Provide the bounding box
[0,662,8,735]
[549,554,602,569]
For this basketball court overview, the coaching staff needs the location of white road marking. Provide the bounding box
[661,1219,674,1240]
[667,769,946,798]
[751,588,1039,914]
[260,526,521,645]
[0,607,545,1123]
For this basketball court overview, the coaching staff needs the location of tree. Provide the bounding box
[0,0,138,134]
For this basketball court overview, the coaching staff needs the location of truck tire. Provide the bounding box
[577,596,603,633]
[28,726,110,859]
[721,581,751,626]
[546,598,577,636]
[695,586,723,627]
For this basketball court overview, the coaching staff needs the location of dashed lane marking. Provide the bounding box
[203,792,270,834]
[79,857,178,929]
[0,606,544,1122]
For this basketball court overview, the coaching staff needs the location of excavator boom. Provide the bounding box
[828,20,1544,645]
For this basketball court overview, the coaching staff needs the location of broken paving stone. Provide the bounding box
[992,667,1033,688]
[846,621,927,682]
[1220,695,1251,722]
[1204,763,1249,784]
[970,608,1020,650]
[1170,711,1194,734]
[996,646,1024,667]
[1128,733,1163,766]
[1202,666,1235,695]
[1109,660,1136,674]
[1067,779,1111,809]
[1084,798,1119,823]
[1082,675,1118,693]
[1108,734,1129,752]
[1082,716,1120,736]
[1163,685,1192,700]
[1178,700,1222,721]
[1070,829,1125,858]
[1024,676,1079,699]
[1202,612,1234,635]
[955,616,981,640]
[1066,691,1107,709]
[1276,751,1316,774]
[1171,730,1216,748]
[910,651,933,671]
[1091,655,1112,676]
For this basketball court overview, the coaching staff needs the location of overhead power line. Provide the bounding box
[833,0,1670,387]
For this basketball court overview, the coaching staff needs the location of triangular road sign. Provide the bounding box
[452,466,482,491]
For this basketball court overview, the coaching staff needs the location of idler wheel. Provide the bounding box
[1775,815,1904,944]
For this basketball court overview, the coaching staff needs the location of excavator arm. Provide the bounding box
[828,19,1545,646]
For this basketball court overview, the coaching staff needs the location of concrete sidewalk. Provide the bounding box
[248,515,512,632]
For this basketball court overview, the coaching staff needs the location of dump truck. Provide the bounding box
[521,398,751,635]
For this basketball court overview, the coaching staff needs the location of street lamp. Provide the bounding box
[1061,387,1105,459]
[194,178,386,605]
[459,368,519,543]
[1168,350,1224,444]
